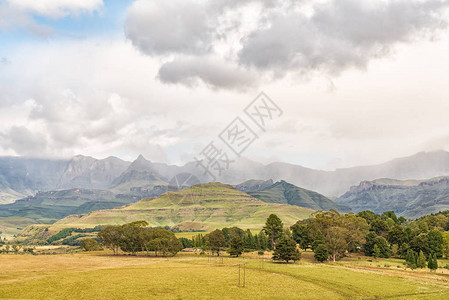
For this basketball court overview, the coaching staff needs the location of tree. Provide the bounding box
[417,250,426,268]
[410,234,431,257]
[442,231,449,258]
[387,225,407,247]
[427,230,443,258]
[428,253,438,271]
[370,219,389,237]
[363,232,377,256]
[179,237,193,248]
[312,231,325,251]
[314,244,329,262]
[272,237,301,263]
[98,225,123,255]
[406,249,417,269]
[291,222,311,250]
[228,235,244,257]
[81,238,102,251]
[263,214,284,250]
[243,229,256,249]
[119,221,149,255]
[373,244,380,258]
[258,231,268,250]
[205,229,226,255]
[381,211,398,224]
[373,236,391,258]
[148,228,182,256]
[325,226,348,262]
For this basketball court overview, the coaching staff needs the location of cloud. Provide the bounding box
[158,56,258,90]
[8,0,103,18]
[124,0,212,55]
[0,39,233,161]
[125,0,449,89]
[240,0,449,75]
[0,0,103,37]
[0,126,48,156]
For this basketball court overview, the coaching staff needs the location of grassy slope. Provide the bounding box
[248,180,349,212]
[0,253,448,299]
[54,183,314,230]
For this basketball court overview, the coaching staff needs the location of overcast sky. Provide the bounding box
[1,0,449,170]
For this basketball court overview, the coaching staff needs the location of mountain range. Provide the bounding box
[3,150,449,237]
[2,150,449,205]
[51,183,315,231]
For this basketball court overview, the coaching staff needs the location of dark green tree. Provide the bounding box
[258,231,268,250]
[263,214,284,250]
[244,229,256,249]
[312,231,325,251]
[406,249,417,269]
[428,253,438,271]
[427,230,443,258]
[363,232,377,256]
[314,244,329,262]
[387,225,407,247]
[291,222,311,250]
[410,233,431,256]
[417,250,426,268]
[228,235,244,257]
[179,237,193,248]
[373,236,391,258]
[272,237,301,263]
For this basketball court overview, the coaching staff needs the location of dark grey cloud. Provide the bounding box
[240,0,449,75]
[125,0,449,89]
[124,0,213,55]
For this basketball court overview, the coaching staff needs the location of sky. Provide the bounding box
[1,0,449,170]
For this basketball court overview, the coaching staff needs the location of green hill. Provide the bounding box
[245,180,350,212]
[53,183,314,231]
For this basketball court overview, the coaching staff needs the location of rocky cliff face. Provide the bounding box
[336,176,449,218]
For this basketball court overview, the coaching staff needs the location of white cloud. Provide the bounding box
[8,0,103,18]
[0,0,103,37]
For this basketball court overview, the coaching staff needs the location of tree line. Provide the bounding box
[290,209,449,269]
[92,221,183,256]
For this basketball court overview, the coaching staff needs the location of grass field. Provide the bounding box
[1,251,449,299]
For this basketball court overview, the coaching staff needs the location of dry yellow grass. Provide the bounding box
[0,253,448,299]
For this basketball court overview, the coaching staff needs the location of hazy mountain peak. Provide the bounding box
[127,154,152,172]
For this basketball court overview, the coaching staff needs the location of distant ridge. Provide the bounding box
[236,180,350,212]
[336,176,449,218]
